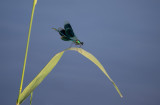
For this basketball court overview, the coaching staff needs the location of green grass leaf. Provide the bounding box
[18,47,122,104]
[67,47,123,98]
[18,51,64,104]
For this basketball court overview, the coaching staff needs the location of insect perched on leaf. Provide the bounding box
[52,22,83,46]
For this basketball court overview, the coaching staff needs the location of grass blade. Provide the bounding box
[30,92,33,105]
[17,0,37,104]
[66,47,123,97]
[18,51,64,104]
[18,47,122,104]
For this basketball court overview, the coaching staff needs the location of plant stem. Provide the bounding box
[17,0,37,104]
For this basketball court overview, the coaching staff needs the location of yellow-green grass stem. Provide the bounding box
[17,0,37,104]
[30,92,33,105]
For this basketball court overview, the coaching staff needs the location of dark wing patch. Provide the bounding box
[58,27,66,36]
[64,22,75,37]
[61,36,71,41]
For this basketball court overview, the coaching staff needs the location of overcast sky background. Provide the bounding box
[0,0,160,105]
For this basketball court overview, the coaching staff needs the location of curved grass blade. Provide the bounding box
[18,47,122,104]
[18,51,64,104]
[66,47,123,98]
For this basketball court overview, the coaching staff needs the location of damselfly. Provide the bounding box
[52,22,83,46]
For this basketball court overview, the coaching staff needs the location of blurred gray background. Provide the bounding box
[0,0,160,105]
